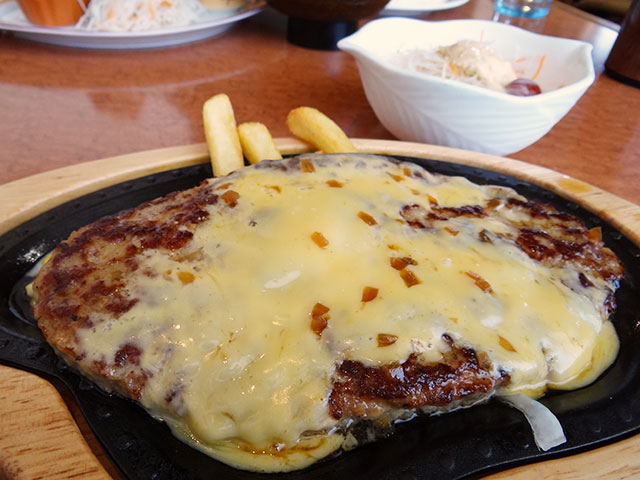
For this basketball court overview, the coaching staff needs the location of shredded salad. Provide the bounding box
[391,40,543,94]
[75,0,226,32]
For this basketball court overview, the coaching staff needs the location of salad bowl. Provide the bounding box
[338,18,595,155]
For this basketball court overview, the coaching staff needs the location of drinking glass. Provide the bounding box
[493,0,552,32]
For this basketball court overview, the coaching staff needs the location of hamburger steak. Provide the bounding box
[31,154,623,472]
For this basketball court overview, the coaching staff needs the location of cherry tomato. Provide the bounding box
[505,78,542,96]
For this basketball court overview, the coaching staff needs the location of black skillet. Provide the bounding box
[1,154,639,480]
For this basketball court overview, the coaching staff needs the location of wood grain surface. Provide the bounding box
[1,1,638,205]
[0,139,638,480]
[0,364,110,480]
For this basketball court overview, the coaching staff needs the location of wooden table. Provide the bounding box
[1,1,639,479]
[1,0,638,202]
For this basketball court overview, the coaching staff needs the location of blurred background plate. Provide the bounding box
[0,0,264,49]
[381,0,470,16]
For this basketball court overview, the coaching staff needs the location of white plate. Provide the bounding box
[381,0,470,15]
[0,0,264,49]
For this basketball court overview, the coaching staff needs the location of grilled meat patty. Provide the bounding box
[31,154,623,472]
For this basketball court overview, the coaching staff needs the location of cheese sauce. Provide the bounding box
[75,155,618,471]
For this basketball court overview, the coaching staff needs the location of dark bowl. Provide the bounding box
[267,0,390,50]
[266,0,390,22]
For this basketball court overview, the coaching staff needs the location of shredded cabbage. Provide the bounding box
[75,0,222,32]
[498,394,567,451]
[391,40,518,92]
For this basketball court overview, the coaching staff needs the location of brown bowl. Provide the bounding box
[266,0,390,22]
[17,0,89,27]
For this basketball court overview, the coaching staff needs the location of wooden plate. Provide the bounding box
[1,139,639,480]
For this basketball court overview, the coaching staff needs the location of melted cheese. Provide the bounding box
[75,154,618,471]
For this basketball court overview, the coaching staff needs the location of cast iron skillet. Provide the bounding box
[1,154,639,480]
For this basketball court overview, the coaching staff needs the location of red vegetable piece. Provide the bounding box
[505,78,542,96]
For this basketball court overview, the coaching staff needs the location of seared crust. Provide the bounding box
[329,335,507,420]
[399,197,623,287]
[32,178,235,398]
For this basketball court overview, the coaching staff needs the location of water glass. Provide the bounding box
[493,0,552,32]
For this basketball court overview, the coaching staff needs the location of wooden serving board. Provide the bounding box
[1,139,639,480]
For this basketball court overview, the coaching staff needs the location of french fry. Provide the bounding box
[238,122,283,164]
[286,107,357,154]
[202,93,244,177]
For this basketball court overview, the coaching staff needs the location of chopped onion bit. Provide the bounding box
[498,394,566,451]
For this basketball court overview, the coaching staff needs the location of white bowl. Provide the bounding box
[338,18,595,155]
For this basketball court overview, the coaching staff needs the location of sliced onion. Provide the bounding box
[498,394,566,451]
